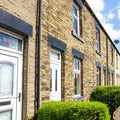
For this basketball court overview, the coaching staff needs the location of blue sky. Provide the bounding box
[86,0,120,51]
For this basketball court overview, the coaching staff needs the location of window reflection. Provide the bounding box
[0,32,22,51]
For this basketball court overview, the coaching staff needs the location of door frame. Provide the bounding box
[50,48,61,101]
[0,29,23,120]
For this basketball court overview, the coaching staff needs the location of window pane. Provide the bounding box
[96,29,100,51]
[74,73,80,95]
[74,59,81,95]
[96,41,99,50]
[0,110,12,120]
[107,72,110,85]
[103,70,106,85]
[97,74,99,86]
[96,30,98,40]
[73,5,77,16]
[73,17,78,34]
[51,51,60,60]
[0,62,14,96]
[96,68,100,86]
[74,59,80,70]
[112,74,114,85]
[0,32,22,51]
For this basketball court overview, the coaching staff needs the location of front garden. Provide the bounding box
[31,86,120,120]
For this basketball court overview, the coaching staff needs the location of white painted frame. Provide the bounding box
[74,58,81,98]
[0,29,23,120]
[50,48,61,101]
[96,28,100,52]
[73,2,80,36]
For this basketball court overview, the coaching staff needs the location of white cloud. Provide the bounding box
[107,10,115,20]
[86,0,104,12]
[102,22,120,40]
[86,0,120,43]
[116,2,120,20]
[116,2,120,9]
[86,0,105,20]
[117,9,120,20]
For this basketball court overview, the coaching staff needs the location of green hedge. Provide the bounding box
[36,101,110,120]
[90,86,120,119]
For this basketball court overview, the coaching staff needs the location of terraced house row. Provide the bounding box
[0,0,120,120]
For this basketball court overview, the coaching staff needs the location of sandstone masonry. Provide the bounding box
[0,0,120,120]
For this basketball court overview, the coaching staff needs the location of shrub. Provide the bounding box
[90,86,120,119]
[36,101,110,120]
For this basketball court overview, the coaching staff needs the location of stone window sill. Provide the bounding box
[72,31,84,43]
[96,50,101,56]
[74,95,85,101]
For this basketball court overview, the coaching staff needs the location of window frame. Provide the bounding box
[74,58,81,97]
[108,72,110,85]
[103,70,106,85]
[111,73,114,85]
[72,3,80,36]
[96,67,101,86]
[0,29,23,54]
[96,28,100,53]
[111,45,114,65]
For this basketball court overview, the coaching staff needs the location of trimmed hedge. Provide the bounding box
[90,86,120,119]
[36,101,110,120]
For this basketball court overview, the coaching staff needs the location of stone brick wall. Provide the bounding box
[99,30,107,85]
[0,0,37,119]
[82,5,96,99]
[107,38,115,85]
[40,0,117,104]
[0,0,119,119]
[40,0,96,102]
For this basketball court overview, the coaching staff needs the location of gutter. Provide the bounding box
[35,0,42,112]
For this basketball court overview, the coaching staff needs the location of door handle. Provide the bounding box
[18,93,22,102]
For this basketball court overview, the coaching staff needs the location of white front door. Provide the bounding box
[0,30,23,120]
[0,51,22,120]
[50,49,61,101]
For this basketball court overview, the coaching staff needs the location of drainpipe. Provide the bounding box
[35,0,42,113]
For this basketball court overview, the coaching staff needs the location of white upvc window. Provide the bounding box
[96,67,101,86]
[72,3,80,36]
[108,72,110,85]
[112,73,114,85]
[103,70,106,85]
[111,46,114,64]
[0,31,23,52]
[96,28,100,52]
[74,59,81,96]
